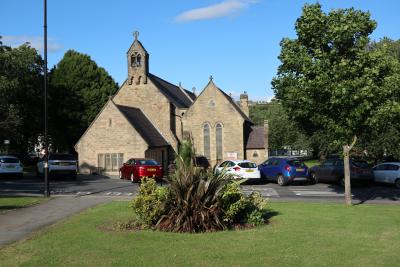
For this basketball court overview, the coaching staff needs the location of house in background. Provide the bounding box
[75,33,267,175]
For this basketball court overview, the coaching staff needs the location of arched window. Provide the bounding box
[131,53,141,67]
[203,124,211,159]
[216,123,223,160]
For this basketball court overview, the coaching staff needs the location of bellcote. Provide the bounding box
[127,31,149,85]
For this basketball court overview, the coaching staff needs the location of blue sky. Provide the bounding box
[2,0,399,101]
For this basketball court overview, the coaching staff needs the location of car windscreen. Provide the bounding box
[0,157,19,163]
[352,161,369,169]
[49,154,75,161]
[137,160,159,166]
[238,162,257,168]
[287,159,306,168]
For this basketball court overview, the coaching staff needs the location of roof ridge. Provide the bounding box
[217,88,252,123]
[148,73,193,108]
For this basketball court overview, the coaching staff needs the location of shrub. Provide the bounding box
[220,182,268,226]
[156,139,233,233]
[130,177,169,229]
[130,140,269,232]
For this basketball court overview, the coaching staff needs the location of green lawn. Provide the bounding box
[0,201,399,266]
[0,196,46,213]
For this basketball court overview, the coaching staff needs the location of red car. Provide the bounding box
[119,158,163,182]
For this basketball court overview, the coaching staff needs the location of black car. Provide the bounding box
[309,158,373,186]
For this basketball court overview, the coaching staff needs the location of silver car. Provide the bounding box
[37,153,78,179]
[0,156,23,177]
[373,162,400,188]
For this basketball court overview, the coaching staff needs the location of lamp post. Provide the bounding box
[4,140,10,155]
[43,0,50,197]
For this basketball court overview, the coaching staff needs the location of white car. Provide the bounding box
[37,153,78,179]
[373,162,400,188]
[0,156,23,177]
[216,160,261,179]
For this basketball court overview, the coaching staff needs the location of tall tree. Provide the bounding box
[49,50,118,152]
[0,38,44,153]
[272,3,399,158]
[272,3,400,205]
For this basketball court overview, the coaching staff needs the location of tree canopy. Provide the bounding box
[272,3,400,160]
[249,101,311,152]
[0,38,44,153]
[49,50,119,152]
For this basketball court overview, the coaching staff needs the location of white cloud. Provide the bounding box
[1,35,62,53]
[175,0,259,22]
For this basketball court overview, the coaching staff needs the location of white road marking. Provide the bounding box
[292,190,354,197]
[76,191,91,195]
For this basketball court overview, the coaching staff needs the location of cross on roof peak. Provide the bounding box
[133,31,139,41]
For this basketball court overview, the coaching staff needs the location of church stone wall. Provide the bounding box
[246,149,267,165]
[75,101,148,175]
[183,82,245,166]
[113,81,179,153]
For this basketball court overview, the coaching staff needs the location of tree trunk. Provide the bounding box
[343,144,352,206]
[343,136,357,206]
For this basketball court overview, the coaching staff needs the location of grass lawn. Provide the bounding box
[0,201,399,266]
[0,196,47,213]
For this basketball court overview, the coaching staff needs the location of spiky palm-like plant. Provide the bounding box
[156,139,233,233]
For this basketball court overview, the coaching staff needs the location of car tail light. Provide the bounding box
[233,166,241,171]
[284,165,291,172]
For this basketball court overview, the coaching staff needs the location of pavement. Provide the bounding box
[0,195,114,247]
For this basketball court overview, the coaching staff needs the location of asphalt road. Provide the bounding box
[1,173,399,204]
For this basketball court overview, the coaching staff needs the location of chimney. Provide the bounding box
[239,91,249,117]
[264,120,269,160]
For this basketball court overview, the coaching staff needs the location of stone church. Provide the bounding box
[75,33,268,175]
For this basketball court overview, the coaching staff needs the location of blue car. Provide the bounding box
[258,157,310,186]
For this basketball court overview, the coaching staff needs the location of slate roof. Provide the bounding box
[246,126,265,149]
[148,73,194,109]
[116,105,169,147]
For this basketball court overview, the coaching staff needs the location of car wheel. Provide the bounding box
[277,174,287,186]
[309,172,318,184]
[130,173,135,183]
[395,179,400,189]
[119,171,123,179]
[71,173,77,180]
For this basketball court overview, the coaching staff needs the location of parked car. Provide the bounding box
[309,158,373,186]
[119,158,163,182]
[373,162,400,188]
[37,153,78,179]
[215,160,261,180]
[168,155,210,175]
[0,156,23,178]
[258,157,309,186]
